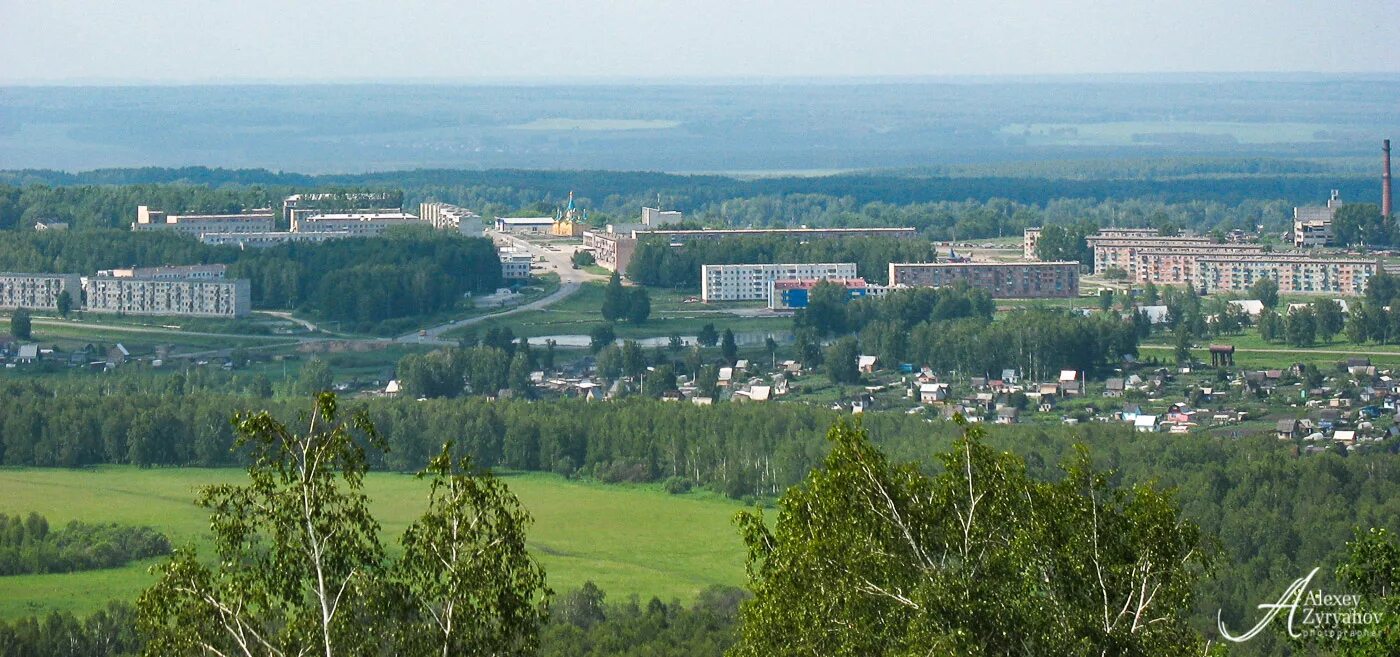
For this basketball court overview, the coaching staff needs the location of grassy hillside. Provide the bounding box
[0,467,747,619]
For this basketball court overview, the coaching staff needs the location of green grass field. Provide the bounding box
[0,467,748,619]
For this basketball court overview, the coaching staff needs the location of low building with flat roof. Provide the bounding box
[200,231,353,248]
[495,216,557,233]
[768,278,889,310]
[97,264,227,280]
[889,261,1079,298]
[499,249,533,280]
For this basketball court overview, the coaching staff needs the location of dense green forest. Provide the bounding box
[626,236,940,288]
[0,229,501,329]
[0,513,170,576]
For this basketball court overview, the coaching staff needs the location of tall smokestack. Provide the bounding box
[1384,139,1393,218]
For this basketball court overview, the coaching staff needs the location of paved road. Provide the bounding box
[31,317,286,341]
[396,231,607,344]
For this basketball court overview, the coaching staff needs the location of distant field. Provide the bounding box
[0,468,748,619]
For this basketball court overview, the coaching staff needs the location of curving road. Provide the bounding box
[395,230,607,344]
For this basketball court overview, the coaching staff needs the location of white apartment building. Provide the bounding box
[133,206,275,234]
[296,212,422,236]
[420,202,484,235]
[82,275,251,318]
[701,263,858,302]
[0,273,82,310]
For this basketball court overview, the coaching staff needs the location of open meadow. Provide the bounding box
[0,467,748,619]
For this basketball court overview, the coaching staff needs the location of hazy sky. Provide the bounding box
[3,0,1397,83]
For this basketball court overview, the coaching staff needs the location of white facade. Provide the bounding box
[494,216,556,233]
[296,212,422,236]
[1292,190,1343,248]
[133,206,275,234]
[420,202,484,235]
[641,207,683,226]
[82,276,251,318]
[701,263,858,302]
[0,273,82,310]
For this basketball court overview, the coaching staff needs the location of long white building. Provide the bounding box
[0,273,82,311]
[133,206,275,235]
[82,275,251,318]
[701,263,858,302]
[200,231,354,248]
[296,212,422,236]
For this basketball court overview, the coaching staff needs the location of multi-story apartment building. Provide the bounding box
[0,273,82,310]
[888,261,1080,298]
[296,212,422,236]
[1131,245,1269,287]
[133,206,275,235]
[1196,255,1377,296]
[582,230,637,273]
[420,202,484,235]
[82,275,251,317]
[768,278,889,310]
[701,263,859,302]
[1087,236,1218,276]
[641,207,684,227]
[1293,190,1343,247]
[96,264,227,280]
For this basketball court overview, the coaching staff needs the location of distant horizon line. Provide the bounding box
[4,71,1400,88]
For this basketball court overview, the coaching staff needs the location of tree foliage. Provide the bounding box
[731,418,1215,657]
[135,394,548,657]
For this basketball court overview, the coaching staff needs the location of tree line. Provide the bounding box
[0,513,171,577]
[0,229,502,329]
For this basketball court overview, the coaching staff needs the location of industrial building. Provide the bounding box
[888,261,1080,298]
[1195,255,1378,296]
[768,278,889,310]
[701,263,858,302]
[420,202,484,235]
[0,273,82,311]
[1292,190,1344,247]
[82,275,251,317]
[494,216,557,233]
[133,206,275,235]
